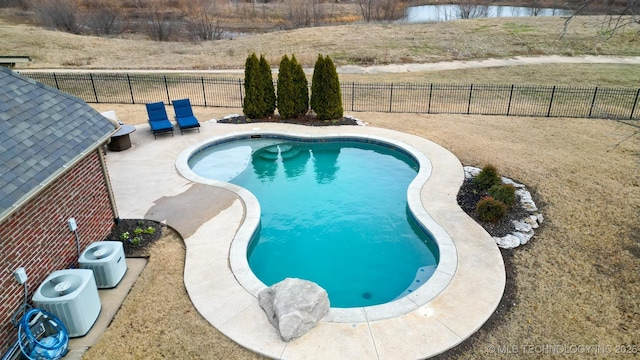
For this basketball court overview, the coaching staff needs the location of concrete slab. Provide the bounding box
[65,258,147,359]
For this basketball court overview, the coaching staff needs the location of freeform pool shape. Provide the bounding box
[176,131,457,322]
[188,138,439,307]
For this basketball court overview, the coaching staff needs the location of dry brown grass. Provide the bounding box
[338,64,640,87]
[84,103,640,359]
[2,16,639,71]
[82,227,264,360]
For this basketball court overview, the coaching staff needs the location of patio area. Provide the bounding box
[104,119,505,359]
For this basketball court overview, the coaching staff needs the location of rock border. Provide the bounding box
[463,166,544,249]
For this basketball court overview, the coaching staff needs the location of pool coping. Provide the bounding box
[107,122,505,359]
[176,130,458,323]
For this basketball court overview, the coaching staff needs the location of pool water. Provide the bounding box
[189,138,439,307]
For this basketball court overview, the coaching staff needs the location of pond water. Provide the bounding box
[403,4,572,23]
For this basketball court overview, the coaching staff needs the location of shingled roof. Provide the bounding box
[0,67,116,221]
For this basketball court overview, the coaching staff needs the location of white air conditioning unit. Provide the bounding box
[79,241,127,288]
[32,269,101,338]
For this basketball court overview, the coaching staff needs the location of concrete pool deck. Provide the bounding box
[105,120,505,359]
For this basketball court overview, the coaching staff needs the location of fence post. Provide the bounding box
[588,87,598,118]
[53,73,59,90]
[427,83,433,114]
[164,76,170,104]
[389,83,394,113]
[201,77,207,106]
[467,84,473,114]
[89,73,98,103]
[507,84,514,116]
[126,74,135,104]
[547,86,556,117]
[351,82,355,111]
[238,78,244,108]
[628,88,640,120]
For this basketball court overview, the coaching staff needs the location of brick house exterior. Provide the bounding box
[0,68,118,354]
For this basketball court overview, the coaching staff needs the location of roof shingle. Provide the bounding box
[0,67,116,219]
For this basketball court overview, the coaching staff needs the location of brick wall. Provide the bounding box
[0,149,117,355]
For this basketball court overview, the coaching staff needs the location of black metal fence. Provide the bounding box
[22,72,640,120]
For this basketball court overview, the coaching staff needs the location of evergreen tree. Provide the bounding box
[291,54,309,116]
[311,54,343,120]
[259,54,276,116]
[243,53,261,119]
[277,55,296,119]
[310,54,325,117]
[322,55,343,120]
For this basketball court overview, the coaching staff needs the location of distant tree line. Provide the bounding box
[0,0,635,41]
[0,0,409,41]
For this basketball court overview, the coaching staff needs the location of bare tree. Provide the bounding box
[285,0,312,28]
[456,0,489,19]
[563,0,640,38]
[28,0,80,33]
[82,0,125,35]
[358,0,403,22]
[146,0,175,41]
[182,0,223,40]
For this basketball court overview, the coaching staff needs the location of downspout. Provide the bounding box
[97,145,120,224]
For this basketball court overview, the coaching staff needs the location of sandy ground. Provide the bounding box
[83,103,640,359]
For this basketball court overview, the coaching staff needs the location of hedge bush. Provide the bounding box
[277,55,296,119]
[476,196,507,223]
[488,184,516,207]
[291,54,309,116]
[311,54,343,120]
[259,54,276,116]
[473,164,502,191]
[243,53,261,119]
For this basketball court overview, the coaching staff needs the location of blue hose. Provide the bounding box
[17,308,68,360]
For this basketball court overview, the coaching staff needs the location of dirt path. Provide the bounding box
[18,55,640,74]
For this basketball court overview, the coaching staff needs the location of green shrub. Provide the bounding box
[473,164,502,191]
[476,196,507,223]
[243,53,261,119]
[311,54,343,120]
[259,54,276,116]
[277,55,296,119]
[488,184,516,206]
[310,54,324,114]
[243,53,275,119]
[291,54,309,116]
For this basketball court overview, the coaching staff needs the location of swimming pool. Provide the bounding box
[188,137,439,307]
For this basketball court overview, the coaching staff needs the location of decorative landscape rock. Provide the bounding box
[258,278,330,342]
[463,166,544,249]
[494,234,521,249]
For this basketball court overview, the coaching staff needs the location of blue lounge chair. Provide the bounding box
[145,102,174,139]
[172,98,201,134]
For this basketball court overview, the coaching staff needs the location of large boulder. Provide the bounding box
[258,278,330,342]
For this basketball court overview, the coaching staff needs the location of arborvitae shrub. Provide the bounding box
[311,54,344,120]
[259,54,276,116]
[473,164,502,191]
[243,53,261,119]
[277,55,296,119]
[291,54,309,116]
[310,54,325,115]
[488,184,516,206]
[321,55,343,120]
[476,196,507,223]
